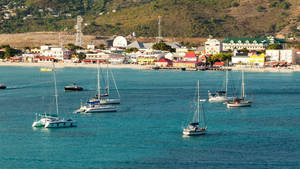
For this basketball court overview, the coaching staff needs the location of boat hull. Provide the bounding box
[64,87,83,91]
[85,108,117,113]
[208,96,227,102]
[45,120,76,128]
[88,98,121,105]
[183,129,207,136]
[77,105,117,113]
[227,102,251,108]
[0,85,6,89]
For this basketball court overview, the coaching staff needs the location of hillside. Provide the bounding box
[0,0,299,38]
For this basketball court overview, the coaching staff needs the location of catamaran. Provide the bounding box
[32,63,76,128]
[208,70,229,102]
[183,80,207,136]
[76,62,118,113]
[226,70,251,108]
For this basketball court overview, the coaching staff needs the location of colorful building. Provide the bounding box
[173,61,201,69]
[155,58,173,67]
[249,54,265,67]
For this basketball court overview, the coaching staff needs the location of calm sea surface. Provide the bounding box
[0,66,300,169]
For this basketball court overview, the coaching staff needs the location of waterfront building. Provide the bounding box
[249,54,265,67]
[222,36,286,51]
[173,61,201,69]
[265,49,296,64]
[155,58,173,67]
[231,53,249,65]
[33,57,55,63]
[183,52,198,62]
[40,46,72,60]
[84,52,110,63]
[205,38,222,55]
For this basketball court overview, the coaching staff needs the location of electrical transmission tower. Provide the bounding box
[75,15,83,47]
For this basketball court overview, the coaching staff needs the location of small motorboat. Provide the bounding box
[0,84,6,89]
[64,83,83,91]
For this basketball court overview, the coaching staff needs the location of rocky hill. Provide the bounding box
[0,0,299,38]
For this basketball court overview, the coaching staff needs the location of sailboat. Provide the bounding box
[32,63,76,128]
[208,70,229,102]
[76,62,117,113]
[88,63,121,105]
[226,70,251,108]
[183,80,207,136]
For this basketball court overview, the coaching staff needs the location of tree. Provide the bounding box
[125,48,138,53]
[207,53,232,64]
[66,43,83,51]
[152,42,175,52]
[266,44,283,49]
[76,52,86,61]
[97,44,105,50]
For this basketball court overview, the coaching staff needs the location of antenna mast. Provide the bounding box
[75,15,83,47]
[158,16,162,42]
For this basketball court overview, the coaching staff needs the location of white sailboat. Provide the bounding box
[183,80,207,136]
[226,70,251,108]
[76,62,117,113]
[32,63,76,128]
[88,63,120,105]
[208,70,229,102]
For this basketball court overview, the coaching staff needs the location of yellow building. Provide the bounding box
[138,58,155,65]
[173,61,199,68]
[249,54,265,67]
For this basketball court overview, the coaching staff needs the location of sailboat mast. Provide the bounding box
[110,69,121,98]
[197,80,200,123]
[106,61,110,95]
[97,61,101,99]
[53,62,59,115]
[225,70,228,97]
[241,70,245,98]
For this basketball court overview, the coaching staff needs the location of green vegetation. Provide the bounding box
[66,43,83,51]
[76,52,86,61]
[207,53,232,64]
[256,5,266,12]
[152,42,175,52]
[125,48,138,53]
[0,0,295,37]
[0,45,22,59]
[266,44,283,49]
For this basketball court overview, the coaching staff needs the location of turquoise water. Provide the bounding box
[1,66,300,168]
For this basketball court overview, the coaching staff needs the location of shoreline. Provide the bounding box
[0,62,300,72]
[0,62,150,69]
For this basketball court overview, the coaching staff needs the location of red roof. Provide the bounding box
[214,62,224,66]
[156,58,173,63]
[200,55,206,59]
[184,52,197,58]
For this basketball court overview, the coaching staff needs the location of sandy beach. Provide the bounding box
[1,62,300,72]
[0,62,150,69]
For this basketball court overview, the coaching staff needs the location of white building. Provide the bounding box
[205,38,222,55]
[265,49,296,64]
[40,46,72,60]
[222,36,286,51]
[113,36,128,48]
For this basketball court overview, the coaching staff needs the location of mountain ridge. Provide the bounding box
[0,0,298,38]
